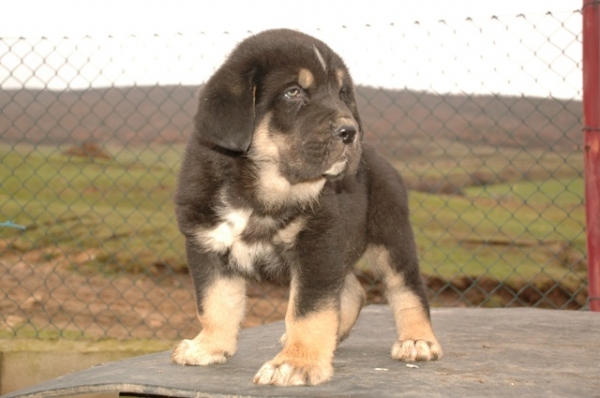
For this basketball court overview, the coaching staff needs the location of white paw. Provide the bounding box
[391,339,443,362]
[253,360,332,386]
[171,338,229,366]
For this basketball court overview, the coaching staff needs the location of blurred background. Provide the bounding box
[0,0,587,341]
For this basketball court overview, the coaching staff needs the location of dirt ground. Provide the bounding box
[0,246,291,340]
[0,242,582,342]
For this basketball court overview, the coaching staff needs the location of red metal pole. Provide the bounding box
[583,0,600,311]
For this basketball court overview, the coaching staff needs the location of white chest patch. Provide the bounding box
[196,208,253,254]
[194,204,304,274]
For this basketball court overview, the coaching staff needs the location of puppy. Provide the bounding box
[172,28,442,386]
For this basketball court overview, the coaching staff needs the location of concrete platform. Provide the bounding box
[2,306,599,398]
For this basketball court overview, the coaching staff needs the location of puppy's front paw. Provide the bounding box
[171,338,231,366]
[391,339,443,362]
[253,360,333,386]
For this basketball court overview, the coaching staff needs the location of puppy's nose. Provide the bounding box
[335,125,357,145]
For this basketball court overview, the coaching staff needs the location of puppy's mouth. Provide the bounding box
[323,158,348,178]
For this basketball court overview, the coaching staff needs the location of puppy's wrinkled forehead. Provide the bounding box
[295,45,348,90]
[243,30,349,90]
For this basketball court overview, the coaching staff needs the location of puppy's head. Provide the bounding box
[195,29,363,184]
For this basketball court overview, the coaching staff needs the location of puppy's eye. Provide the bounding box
[284,87,301,99]
[340,86,349,99]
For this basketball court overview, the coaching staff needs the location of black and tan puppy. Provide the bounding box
[172,28,442,386]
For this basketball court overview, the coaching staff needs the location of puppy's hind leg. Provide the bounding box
[363,151,442,362]
[337,272,365,343]
[370,246,442,362]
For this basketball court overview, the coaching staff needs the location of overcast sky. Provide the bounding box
[1,0,583,98]
[2,0,580,37]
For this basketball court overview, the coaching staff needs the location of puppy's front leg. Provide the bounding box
[172,241,246,366]
[253,276,339,386]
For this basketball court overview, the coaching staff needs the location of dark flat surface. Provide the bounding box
[2,306,600,398]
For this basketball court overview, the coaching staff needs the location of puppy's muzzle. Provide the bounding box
[335,124,357,145]
[324,122,359,178]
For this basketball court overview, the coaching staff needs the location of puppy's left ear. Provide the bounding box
[194,63,257,153]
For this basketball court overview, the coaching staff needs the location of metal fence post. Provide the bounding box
[583,0,600,311]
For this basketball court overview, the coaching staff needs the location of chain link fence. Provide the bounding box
[0,10,587,340]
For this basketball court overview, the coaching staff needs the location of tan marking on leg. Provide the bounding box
[172,276,246,365]
[337,273,365,342]
[298,68,314,89]
[254,278,338,386]
[336,68,345,87]
[368,246,443,361]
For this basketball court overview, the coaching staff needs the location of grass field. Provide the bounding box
[1,143,186,274]
[0,141,588,308]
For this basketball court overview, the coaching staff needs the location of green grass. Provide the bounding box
[0,142,587,304]
[380,137,587,302]
[1,143,186,274]
[392,138,584,190]
[0,322,88,340]
[409,175,586,298]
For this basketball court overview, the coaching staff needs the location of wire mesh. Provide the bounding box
[0,10,587,340]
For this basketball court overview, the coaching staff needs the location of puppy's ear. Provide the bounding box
[194,63,257,153]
